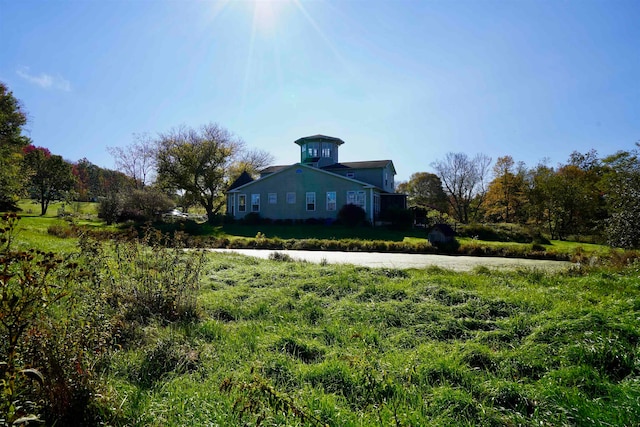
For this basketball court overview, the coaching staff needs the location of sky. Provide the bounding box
[1,0,639,183]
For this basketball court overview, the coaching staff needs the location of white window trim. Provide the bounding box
[251,193,260,212]
[306,192,316,211]
[346,190,366,210]
[326,191,336,211]
[238,194,246,212]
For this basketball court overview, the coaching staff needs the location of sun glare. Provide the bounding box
[252,0,287,33]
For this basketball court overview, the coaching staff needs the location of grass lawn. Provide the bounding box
[99,252,639,426]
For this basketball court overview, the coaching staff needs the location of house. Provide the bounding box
[427,224,455,244]
[225,135,406,224]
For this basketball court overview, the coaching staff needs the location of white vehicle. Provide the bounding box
[163,209,188,219]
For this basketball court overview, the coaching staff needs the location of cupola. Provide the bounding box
[294,135,344,167]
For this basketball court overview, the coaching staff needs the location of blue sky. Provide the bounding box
[2,0,638,182]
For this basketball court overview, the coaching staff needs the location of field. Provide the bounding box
[2,205,639,425]
[97,254,638,426]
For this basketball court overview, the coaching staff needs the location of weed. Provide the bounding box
[275,337,324,363]
[268,251,293,262]
[133,337,200,388]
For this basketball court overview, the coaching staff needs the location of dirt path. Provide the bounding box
[210,249,572,272]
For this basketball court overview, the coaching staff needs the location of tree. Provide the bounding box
[431,152,492,223]
[227,147,274,182]
[22,145,77,215]
[602,144,640,248]
[0,82,30,210]
[107,133,157,188]
[156,123,260,222]
[484,156,528,223]
[398,172,448,211]
[526,160,602,240]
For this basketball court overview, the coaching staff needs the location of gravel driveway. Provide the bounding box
[210,249,572,272]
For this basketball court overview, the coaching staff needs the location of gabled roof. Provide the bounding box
[259,165,289,175]
[323,160,396,175]
[261,160,396,176]
[228,162,378,193]
[294,135,345,146]
[228,171,254,190]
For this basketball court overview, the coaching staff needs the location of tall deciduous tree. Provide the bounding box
[107,133,157,188]
[484,156,528,223]
[23,145,77,215]
[431,152,492,223]
[0,82,30,210]
[156,123,269,222]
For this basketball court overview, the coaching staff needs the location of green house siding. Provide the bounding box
[325,163,395,193]
[228,164,379,222]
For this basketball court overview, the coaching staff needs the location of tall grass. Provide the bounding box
[92,254,639,426]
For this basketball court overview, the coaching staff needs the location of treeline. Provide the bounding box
[400,147,640,248]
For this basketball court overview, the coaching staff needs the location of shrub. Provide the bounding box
[98,192,122,225]
[242,212,261,225]
[337,204,366,227]
[80,229,206,327]
[1,213,107,425]
[119,188,174,222]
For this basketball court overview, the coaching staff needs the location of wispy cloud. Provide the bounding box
[16,66,71,91]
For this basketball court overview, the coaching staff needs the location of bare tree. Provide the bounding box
[431,152,491,223]
[227,147,274,182]
[107,133,157,188]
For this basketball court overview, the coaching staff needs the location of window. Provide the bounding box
[307,142,318,157]
[286,192,296,204]
[238,194,246,212]
[306,192,316,211]
[347,191,366,210]
[322,147,331,158]
[268,193,277,204]
[251,194,260,212]
[326,191,336,211]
